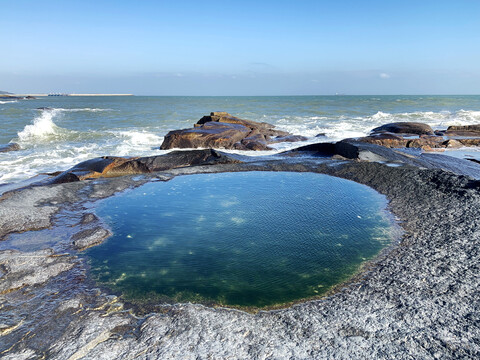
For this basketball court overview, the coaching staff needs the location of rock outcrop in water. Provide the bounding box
[371,122,435,135]
[355,122,480,151]
[445,124,480,136]
[0,143,20,153]
[160,112,307,151]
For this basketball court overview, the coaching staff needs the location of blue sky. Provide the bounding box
[1,0,480,95]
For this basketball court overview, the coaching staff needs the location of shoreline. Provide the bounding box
[1,143,479,357]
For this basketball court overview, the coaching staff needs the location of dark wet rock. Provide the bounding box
[434,129,446,136]
[271,134,308,143]
[445,124,480,136]
[0,143,20,153]
[71,226,112,250]
[161,112,304,151]
[286,140,480,179]
[80,213,99,225]
[467,158,480,165]
[316,133,326,137]
[24,96,36,100]
[135,149,242,172]
[49,149,241,184]
[371,122,435,135]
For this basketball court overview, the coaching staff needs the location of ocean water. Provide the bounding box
[1,95,480,184]
[87,172,398,308]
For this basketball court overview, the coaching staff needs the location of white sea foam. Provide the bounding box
[54,108,113,112]
[110,130,164,156]
[366,110,480,129]
[17,109,63,141]
[0,100,18,104]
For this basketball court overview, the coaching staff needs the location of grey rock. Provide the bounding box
[0,249,75,293]
[71,226,112,250]
[80,213,99,225]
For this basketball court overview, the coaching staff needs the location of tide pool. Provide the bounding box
[87,171,398,308]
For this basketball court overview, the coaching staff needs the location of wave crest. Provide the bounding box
[17,109,64,141]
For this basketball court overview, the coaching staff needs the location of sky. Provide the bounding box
[1,0,480,95]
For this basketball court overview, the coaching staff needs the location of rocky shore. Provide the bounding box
[160,112,307,151]
[1,119,480,358]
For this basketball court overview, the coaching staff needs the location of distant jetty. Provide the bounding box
[12,93,134,97]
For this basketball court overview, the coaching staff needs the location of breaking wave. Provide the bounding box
[17,109,65,141]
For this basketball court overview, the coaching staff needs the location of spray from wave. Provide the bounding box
[17,109,64,141]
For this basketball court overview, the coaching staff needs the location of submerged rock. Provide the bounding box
[161,112,306,150]
[71,226,112,250]
[0,143,20,153]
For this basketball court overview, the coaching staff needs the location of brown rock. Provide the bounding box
[237,131,271,151]
[357,134,445,150]
[161,112,304,151]
[445,125,480,137]
[458,138,480,146]
[406,136,444,150]
[161,122,250,150]
[356,134,409,148]
[442,139,463,148]
[371,122,434,136]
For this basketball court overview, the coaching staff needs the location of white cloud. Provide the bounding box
[379,73,391,79]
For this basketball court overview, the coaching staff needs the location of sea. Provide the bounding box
[1,95,480,185]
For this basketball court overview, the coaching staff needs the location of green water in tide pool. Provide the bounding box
[87,172,398,308]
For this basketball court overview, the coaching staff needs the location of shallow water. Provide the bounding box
[87,171,398,308]
[1,95,480,184]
